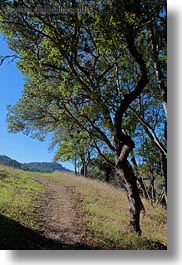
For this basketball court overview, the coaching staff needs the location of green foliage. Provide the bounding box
[0,1,167,205]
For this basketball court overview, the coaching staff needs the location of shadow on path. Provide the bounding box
[0,214,92,250]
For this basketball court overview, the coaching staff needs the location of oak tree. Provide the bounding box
[0,0,166,233]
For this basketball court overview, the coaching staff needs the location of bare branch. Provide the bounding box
[0,55,18,65]
[129,106,167,156]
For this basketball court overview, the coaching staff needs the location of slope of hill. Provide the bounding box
[0,165,167,250]
[0,155,22,169]
[0,155,69,173]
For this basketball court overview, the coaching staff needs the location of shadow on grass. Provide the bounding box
[0,214,167,250]
[0,214,92,250]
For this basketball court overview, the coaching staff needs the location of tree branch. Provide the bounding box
[82,115,115,152]
[129,106,167,156]
[119,28,149,116]
[0,55,18,65]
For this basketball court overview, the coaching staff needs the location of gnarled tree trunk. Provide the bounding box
[115,135,144,234]
[113,25,148,234]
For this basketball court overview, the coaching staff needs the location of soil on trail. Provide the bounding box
[36,176,90,250]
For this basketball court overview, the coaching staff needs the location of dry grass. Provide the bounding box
[44,171,167,250]
[0,165,167,249]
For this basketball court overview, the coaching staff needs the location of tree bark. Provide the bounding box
[74,155,78,176]
[80,160,88,177]
[149,170,156,204]
[130,151,149,199]
[105,166,113,183]
[115,135,144,234]
[113,25,148,234]
[160,152,167,194]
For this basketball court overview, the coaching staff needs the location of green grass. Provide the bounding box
[47,171,167,250]
[0,166,45,230]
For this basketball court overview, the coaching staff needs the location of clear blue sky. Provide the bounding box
[0,34,74,170]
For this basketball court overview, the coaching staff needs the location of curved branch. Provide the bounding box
[114,26,149,148]
[119,28,149,116]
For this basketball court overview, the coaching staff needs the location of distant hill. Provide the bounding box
[0,155,22,169]
[0,155,70,173]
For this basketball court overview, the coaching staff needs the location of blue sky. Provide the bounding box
[0,34,74,170]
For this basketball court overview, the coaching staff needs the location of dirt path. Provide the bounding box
[36,176,90,249]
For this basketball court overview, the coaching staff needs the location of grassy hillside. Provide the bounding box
[49,171,167,249]
[0,165,167,250]
[0,166,50,249]
[0,166,44,228]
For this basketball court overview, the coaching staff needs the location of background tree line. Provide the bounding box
[0,155,69,173]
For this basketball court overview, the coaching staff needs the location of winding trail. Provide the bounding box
[36,176,89,249]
